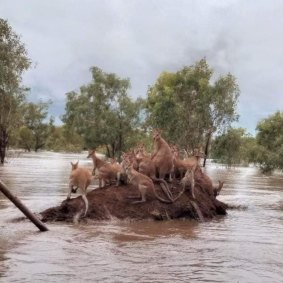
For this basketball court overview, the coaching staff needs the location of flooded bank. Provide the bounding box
[1,152,283,282]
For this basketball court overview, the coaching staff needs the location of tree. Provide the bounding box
[203,73,240,166]
[62,67,145,158]
[146,58,239,161]
[0,18,31,163]
[18,126,34,151]
[45,124,84,152]
[255,111,283,173]
[22,101,51,151]
[211,128,247,167]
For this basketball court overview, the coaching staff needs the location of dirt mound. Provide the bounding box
[40,173,227,223]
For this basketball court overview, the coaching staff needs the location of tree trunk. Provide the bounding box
[0,129,8,164]
[203,131,212,167]
[111,142,116,158]
[105,145,111,158]
[118,134,122,160]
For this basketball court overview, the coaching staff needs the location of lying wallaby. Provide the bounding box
[123,157,174,204]
[68,161,92,217]
[87,149,121,187]
[151,129,174,181]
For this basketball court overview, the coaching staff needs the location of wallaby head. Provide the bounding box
[71,161,79,170]
[87,149,96,159]
[170,145,179,157]
[193,148,205,159]
[122,155,134,174]
[109,158,116,164]
[152,129,162,141]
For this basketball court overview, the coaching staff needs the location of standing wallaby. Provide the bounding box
[172,148,204,199]
[87,149,122,187]
[151,129,174,181]
[68,161,92,217]
[135,146,173,199]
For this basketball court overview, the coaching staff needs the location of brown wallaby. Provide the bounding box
[123,157,174,204]
[87,149,121,187]
[214,180,224,197]
[135,146,173,200]
[68,161,92,217]
[172,149,204,198]
[151,129,174,181]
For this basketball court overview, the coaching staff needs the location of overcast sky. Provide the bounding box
[1,0,283,134]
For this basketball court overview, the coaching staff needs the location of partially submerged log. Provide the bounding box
[40,172,227,223]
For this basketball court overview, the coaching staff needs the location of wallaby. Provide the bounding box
[67,161,92,217]
[123,157,174,204]
[87,149,121,187]
[135,144,150,160]
[171,146,200,178]
[136,149,156,177]
[214,180,224,197]
[181,160,224,199]
[151,129,174,181]
[135,146,173,200]
[173,149,204,198]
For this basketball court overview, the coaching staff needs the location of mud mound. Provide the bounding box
[40,174,227,223]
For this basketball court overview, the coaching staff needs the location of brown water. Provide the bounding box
[0,152,283,282]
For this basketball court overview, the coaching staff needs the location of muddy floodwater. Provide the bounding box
[0,152,283,282]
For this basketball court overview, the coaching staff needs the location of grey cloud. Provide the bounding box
[1,0,283,133]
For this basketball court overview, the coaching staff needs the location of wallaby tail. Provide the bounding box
[151,177,173,200]
[152,186,173,203]
[82,194,89,217]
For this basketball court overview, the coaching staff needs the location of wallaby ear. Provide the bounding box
[71,161,79,168]
[70,161,78,169]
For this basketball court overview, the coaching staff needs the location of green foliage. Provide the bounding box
[62,67,145,157]
[18,126,34,151]
[0,18,31,163]
[146,58,239,152]
[45,125,84,152]
[255,111,283,173]
[211,128,248,166]
[22,101,51,151]
[211,116,283,173]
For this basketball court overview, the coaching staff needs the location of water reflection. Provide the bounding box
[0,152,283,282]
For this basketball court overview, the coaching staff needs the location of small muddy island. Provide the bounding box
[40,172,227,223]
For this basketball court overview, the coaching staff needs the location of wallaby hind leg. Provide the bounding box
[115,172,121,186]
[168,172,173,183]
[127,195,141,199]
[67,182,73,199]
[132,186,147,204]
[190,171,195,199]
[101,179,105,188]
